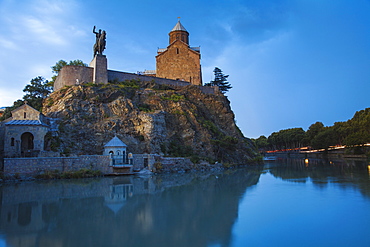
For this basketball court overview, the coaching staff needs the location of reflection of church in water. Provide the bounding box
[0,169,263,247]
[0,176,158,246]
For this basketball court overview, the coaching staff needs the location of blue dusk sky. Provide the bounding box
[0,0,369,138]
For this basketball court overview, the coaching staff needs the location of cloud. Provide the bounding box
[0,0,88,107]
[0,0,85,49]
[21,16,68,46]
[0,38,18,50]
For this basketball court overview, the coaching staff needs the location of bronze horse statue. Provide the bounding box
[93,26,106,56]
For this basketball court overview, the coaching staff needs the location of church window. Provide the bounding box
[176,48,179,54]
[11,138,14,146]
[24,112,26,118]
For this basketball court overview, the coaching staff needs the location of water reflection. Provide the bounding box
[0,167,263,247]
[267,158,370,197]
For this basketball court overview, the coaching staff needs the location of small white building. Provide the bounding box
[104,136,127,165]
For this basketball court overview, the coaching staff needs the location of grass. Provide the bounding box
[34,169,103,180]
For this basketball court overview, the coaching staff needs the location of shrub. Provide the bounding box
[154,162,163,171]
[161,94,185,102]
[138,104,152,112]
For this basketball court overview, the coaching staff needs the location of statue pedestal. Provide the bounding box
[89,54,108,84]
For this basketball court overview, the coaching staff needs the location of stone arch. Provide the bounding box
[21,132,34,153]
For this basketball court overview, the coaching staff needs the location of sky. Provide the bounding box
[0,0,369,138]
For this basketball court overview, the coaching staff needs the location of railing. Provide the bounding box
[157,48,167,53]
[137,70,156,75]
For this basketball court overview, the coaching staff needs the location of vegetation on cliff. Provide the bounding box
[43,80,258,164]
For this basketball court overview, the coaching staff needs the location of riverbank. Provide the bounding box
[0,158,263,183]
[264,150,369,161]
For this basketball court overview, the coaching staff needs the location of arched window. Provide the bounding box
[24,112,27,119]
[176,48,179,54]
[117,151,120,155]
[11,138,15,146]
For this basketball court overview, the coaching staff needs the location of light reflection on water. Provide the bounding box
[0,159,369,247]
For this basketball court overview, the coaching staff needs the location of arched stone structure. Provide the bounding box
[3,103,50,157]
[104,136,128,165]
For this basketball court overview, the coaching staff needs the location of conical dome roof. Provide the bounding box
[104,136,127,147]
[171,20,188,32]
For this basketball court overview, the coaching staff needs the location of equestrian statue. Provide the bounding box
[93,26,106,56]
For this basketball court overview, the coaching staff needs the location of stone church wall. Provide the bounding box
[156,41,202,86]
[4,125,49,158]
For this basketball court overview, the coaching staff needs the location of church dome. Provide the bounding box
[171,20,188,32]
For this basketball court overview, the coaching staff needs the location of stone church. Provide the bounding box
[0,103,54,158]
[155,19,202,85]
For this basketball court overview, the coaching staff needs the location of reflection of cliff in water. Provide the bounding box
[0,167,263,247]
[267,158,370,197]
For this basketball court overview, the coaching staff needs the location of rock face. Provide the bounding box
[43,81,258,164]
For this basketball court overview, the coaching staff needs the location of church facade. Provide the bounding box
[155,20,202,86]
[0,103,51,158]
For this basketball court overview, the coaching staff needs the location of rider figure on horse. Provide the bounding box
[93,26,106,56]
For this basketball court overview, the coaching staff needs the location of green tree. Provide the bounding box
[204,67,232,93]
[0,99,24,121]
[50,59,87,86]
[254,135,269,151]
[23,76,52,111]
[343,108,370,147]
[311,127,338,150]
[306,121,324,147]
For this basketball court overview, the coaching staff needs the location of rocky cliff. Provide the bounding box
[43,80,258,164]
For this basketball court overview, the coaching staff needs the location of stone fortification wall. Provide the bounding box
[4,155,112,176]
[108,70,191,87]
[54,66,217,94]
[54,66,93,91]
[108,70,217,94]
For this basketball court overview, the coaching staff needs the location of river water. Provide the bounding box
[0,158,369,247]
